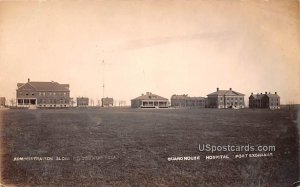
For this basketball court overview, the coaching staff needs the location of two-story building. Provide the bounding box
[77,97,89,107]
[101,97,114,107]
[207,88,245,109]
[16,78,70,108]
[171,94,206,108]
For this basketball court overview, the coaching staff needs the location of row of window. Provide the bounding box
[38,99,69,104]
[18,99,69,104]
[18,91,68,97]
[209,102,244,105]
[251,99,279,102]
[219,97,243,101]
[39,105,68,107]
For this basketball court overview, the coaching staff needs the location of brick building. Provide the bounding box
[102,97,114,107]
[77,97,89,107]
[16,79,70,108]
[207,88,245,109]
[171,94,206,108]
[249,92,280,109]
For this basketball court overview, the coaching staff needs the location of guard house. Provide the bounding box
[102,97,113,107]
[77,97,89,107]
[0,97,6,107]
[171,94,206,108]
[207,88,245,109]
[131,92,168,108]
[16,78,70,108]
[249,92,280,109]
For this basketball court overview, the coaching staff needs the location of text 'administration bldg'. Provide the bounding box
[207,88,245,109]
[131,92,168,108]
[16,79,70,108]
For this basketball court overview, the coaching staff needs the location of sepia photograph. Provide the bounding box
[0,0,299,186]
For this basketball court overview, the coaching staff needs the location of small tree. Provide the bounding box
[9,98,16,107]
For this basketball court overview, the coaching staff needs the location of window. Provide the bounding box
[32,93,34,96]
[26,93,29,96]
[18,99,23,105]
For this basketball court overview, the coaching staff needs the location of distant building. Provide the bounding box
[77,97,89,107]
[171,94,206,108]
[0,97,6,107]
[16,78,70,108]
[102,97,113,107]
[207,88,245,109]
[131,92,168,108]
[249,92,280,109]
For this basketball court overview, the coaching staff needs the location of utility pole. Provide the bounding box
[101,60,105,107]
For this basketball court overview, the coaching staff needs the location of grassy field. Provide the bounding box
[0,108,299,187]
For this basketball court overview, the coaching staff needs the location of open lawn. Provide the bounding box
[0,108,299,186]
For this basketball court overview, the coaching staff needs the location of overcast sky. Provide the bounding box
[0,0,299,105]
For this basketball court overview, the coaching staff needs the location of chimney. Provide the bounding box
[229,88,232,91]
[28,78,30,82]
[217,88,219,91]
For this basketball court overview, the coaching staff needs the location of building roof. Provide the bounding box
[207,88,244,96]
[265,93,280,98]
[171,94,205,100]
[250,92,279,99]
[17,81,69,92]
[132,92,168,101]
[171,94,189,99]
[250,94,265,99]
[102,97,113,101]
[77,97,89,100]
